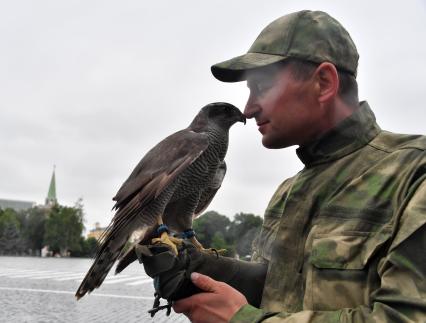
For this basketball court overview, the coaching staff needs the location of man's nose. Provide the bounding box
[244,94,260,119]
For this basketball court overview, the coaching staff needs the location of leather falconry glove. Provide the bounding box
[135,240,267,317]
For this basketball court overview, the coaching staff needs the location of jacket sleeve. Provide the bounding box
[231,179,426,323]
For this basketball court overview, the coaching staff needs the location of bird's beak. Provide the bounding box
[240,114,246,125]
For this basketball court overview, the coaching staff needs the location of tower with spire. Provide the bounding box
[45,165,57,207]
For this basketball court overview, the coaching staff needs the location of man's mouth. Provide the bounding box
[256,120,269,134]
[256,121,269,127]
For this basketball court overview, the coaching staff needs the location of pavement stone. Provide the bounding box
[0,256,189,323]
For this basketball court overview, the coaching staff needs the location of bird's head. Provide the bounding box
[190,102,246,131]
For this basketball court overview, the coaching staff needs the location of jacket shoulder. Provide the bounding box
[369,131,426,153]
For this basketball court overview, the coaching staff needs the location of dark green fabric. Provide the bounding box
[245,102,426,322]
[211,10,358,82]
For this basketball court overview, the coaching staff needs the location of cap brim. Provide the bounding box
[211,52,288,82]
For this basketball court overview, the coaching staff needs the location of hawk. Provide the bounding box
[76,102,245,299]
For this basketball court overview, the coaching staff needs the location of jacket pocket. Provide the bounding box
[305,230,391,311]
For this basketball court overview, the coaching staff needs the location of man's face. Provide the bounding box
[244,64,322,149]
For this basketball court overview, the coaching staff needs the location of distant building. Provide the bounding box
[0,198,36,211]
[45,166,58,207]
[87,222,107,241]
[0,166,57,212]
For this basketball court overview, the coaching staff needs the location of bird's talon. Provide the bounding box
[151,232,181,255]
[148,293,173,318]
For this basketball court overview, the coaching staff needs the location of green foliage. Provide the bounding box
[193,211,263,258]
[72,237,99,257]
[0,200,100,257]
[0,201,264,259]
[193,211,230,247]
[22,207,48,254]
[211,232,227,250]
[0,208,19,231]
[227,213,263,257]
[84,237,99,256]
[0,208,24,254]
[44,204,84,256]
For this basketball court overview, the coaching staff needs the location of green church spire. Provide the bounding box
[45,166,57,206]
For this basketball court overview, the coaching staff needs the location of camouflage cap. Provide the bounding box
[211,10,359,82]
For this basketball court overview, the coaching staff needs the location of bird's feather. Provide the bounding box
[112,129,209,210]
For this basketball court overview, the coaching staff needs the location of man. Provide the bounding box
[146,10,426,322]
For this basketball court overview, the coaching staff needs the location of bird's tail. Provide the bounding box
[75,230,129,300]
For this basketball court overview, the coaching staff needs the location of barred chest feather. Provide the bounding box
[171,127,229,200]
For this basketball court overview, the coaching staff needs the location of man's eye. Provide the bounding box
[247,77,273,96]
[253,83,269,95]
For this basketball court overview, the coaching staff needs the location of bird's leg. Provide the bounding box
[184,229,227,255]
[151,218,182,255]
[189,236,204,250]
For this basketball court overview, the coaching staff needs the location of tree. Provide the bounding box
[192,211,263,257]
[227,212,263,257]
[0,208,24,255]
[193,211,231,248]
[211,232,226,249]
[21,207,48,255]
[73,236,99,257]
[83,237,99,257]
[44,202,84,256]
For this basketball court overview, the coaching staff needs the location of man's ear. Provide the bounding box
[314,62,339,104]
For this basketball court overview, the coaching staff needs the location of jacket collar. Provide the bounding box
[296,101,381,167]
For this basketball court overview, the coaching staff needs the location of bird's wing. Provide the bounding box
[112,129,209,211]
[193,160,227,217]
[114,225,157,275]
[115,161,226,274]
[98,129,208,250]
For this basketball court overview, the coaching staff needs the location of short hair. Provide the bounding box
[280,59,359,107]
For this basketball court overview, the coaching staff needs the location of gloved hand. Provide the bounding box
[135,240,267,316]
[135,240,203,302]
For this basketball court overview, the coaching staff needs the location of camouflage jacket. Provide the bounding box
[231,102,426,322]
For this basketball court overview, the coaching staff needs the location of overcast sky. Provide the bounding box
[1,0,425,232]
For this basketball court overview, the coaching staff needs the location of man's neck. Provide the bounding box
[320,99,357,137]
[301,99,358,146]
